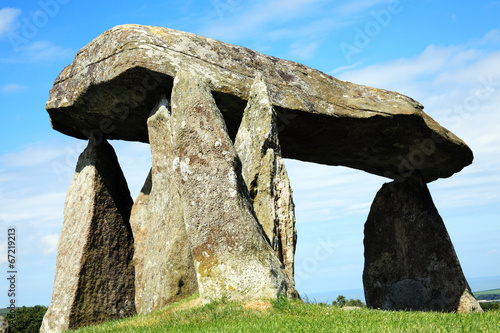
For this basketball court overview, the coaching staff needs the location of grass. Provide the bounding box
[69,294,500,333]
[474,288,500,297]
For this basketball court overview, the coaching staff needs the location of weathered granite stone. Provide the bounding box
[363,173,482,313]
[170,69,291,303]
[0,316,8,333]
[41,137,135,333]
[234,74,297,292]
[130,96,198,314]
[45,24,472,182]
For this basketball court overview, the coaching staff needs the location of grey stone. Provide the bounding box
[130,96,198,314]
[170,69,291,303]
[234,74,298,294]
[363,173,482,313]
[41,137,135,332]
[45,24,472,182]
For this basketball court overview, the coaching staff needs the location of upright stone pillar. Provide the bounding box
[234,74,298,293]
[41,137,136,333]
[363,172,481,312]
[130,96,198,314]
[170,69,291,303]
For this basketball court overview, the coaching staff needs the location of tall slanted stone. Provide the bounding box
[234,74,298,293]
[170,69,291,303]
[41,137,135,333]
[363,173,482,313]
[130,96,198,314]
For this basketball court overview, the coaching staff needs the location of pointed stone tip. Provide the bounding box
[149,94,171,119]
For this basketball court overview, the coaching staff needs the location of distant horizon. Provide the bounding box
[300,274,500,305]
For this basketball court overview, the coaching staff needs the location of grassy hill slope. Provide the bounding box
[70,294,500,333]
[474,288,500,301]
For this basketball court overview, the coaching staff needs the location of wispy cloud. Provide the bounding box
[0,139,150,265]
[336,30,500,211]
[0,40,74,64]
[0,7,21,36]
[333,0,388,15]
[289,39,322,60]
[202,0,326,41]
[1,83,28,94]
[40,233,60,256]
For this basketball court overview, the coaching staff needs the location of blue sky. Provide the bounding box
[0,0,499,307]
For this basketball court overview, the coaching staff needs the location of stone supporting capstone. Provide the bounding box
[130,95,198,314]
[363,173,482,313]
[234,74,298,293]
[169,69,292,303]
[41,137,136,333]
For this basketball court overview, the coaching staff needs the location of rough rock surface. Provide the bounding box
[41,137,136,333]
[130,96,198,314]
[45,24,472,182]
[170,69,292,303]
[0,316,8,333]
[234,74,297,291]
[363,173,482,313]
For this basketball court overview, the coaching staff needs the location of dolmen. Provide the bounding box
[41,24,480,332]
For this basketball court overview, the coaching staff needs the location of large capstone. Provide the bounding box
[234,74,298,292]
[45,24,472,182]
[41,137,136,333]
[169,69,292,303]
[363,173,482,313]
[130,95,198,314]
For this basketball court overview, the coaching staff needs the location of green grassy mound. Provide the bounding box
[70,294,500,333]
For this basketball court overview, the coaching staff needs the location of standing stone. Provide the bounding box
[130,96,198,314]
[170,69,291,303]
[363,172,482,312]
[41,137,136,333]
[234,74,298,294]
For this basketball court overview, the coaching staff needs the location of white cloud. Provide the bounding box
[336,30,500,211]
[333,0,388,15]
[290,39,322,60]
[40,233,59,256]
[0,142,74,169]
[0,40,74,64]
[0,8,21,36]
[0,139,149,263]
[202,0,326,41]
[198,0,402,61]
[1,83,28,94]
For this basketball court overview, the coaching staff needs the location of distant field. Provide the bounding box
[0,308,9,316]
[474,288,500,301]
[474,288,500,296]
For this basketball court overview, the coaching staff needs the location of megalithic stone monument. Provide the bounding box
[42,24,481,331]
[363,173,482,312]
[40,137,136,333]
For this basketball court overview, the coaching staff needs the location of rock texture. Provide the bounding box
[170,69,292,303]
[130,96,198,314]
[45,24,472,182]
[363,173,482,313]
[234,74,297,291]
[0,316,7,333]
[41,137,136,333]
